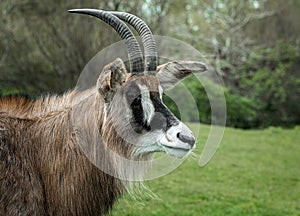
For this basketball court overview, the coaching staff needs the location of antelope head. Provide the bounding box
[69,9,207,159]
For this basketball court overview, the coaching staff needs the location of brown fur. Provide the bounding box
[0,90,125,215]
[0,59,149,215]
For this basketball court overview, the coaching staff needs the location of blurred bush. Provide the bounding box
[0,0,299,129]
[167,42,299,129]
[239,42,300,127]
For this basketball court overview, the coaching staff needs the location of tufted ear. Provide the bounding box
[156,61,207,90]
[97,58,128,103]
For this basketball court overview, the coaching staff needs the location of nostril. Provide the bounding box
[177,132,195,147]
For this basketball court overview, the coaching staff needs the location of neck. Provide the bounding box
[0,90,125,215]
[34,89,125,215]
[0,89,151,214]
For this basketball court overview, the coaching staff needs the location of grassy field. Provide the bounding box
[111,124,300,216]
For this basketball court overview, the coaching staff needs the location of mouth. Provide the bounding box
[135,129,195,159]
[160,144,192,158]
[136,142,192,159]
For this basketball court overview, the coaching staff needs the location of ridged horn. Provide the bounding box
[110,12,158,74]
[68,9,144,75]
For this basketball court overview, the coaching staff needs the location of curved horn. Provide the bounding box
[68,9,144,75]
[110,12,158,74]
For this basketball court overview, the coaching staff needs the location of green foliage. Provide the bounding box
[164,41,300,129]
[239,42,300,127]
[1,0,300,129]
[111,124,300,216]
[163,76,213,125]
[0,0,169,95]
[164,76,258,129]
[225,90,257,129]
[183,76,212,124]
[0,88,21,96]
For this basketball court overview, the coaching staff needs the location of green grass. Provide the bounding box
[111,124,300,216]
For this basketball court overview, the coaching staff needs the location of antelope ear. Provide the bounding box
[156,61,207,90]
[97,58,128,102]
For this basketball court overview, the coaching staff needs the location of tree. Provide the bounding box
[0,0,170,94]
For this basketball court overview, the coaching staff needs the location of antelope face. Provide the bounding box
[124,74,195,158]
[97,58,206,159]
[70,9,207,159]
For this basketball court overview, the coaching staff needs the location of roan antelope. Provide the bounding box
[0,9,207,215]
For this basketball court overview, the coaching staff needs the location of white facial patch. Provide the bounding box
[158,85,163,100]
[138,84,155,126]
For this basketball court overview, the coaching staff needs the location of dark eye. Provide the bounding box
[130,94,144,121]
[125,82,154,133]
[131,94,141,109]
[126,92,150,133]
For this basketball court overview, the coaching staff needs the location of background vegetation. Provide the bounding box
[0,0,299,128]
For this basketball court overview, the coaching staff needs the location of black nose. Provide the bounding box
[177,132,195,147]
